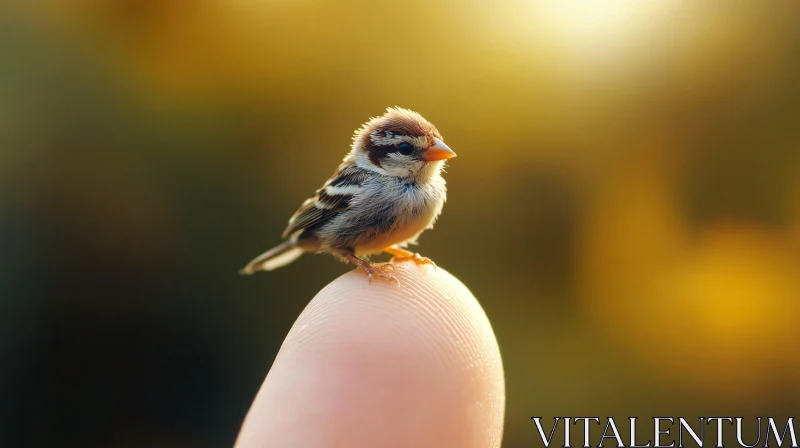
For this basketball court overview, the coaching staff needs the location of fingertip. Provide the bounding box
[236,262,505,448]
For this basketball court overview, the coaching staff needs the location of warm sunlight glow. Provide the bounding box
[542,0,646,36]
[526,0,673,64]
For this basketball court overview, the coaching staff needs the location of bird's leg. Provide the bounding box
[383,246,437,270]
[343,253,399,286]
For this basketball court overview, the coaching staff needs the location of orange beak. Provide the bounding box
[422,138,457,161]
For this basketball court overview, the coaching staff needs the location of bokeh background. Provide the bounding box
[2,1,799,446]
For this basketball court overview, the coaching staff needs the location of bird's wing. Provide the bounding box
[281,163,370,238]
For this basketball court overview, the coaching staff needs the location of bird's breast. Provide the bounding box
[351,179,446,255]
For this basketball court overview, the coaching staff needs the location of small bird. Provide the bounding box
[241,107,456,284]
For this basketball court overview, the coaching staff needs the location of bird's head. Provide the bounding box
[350,107,456,182]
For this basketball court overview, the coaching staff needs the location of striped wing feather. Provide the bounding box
[281,163,368,238]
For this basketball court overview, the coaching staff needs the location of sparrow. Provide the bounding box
[240,107,457,284]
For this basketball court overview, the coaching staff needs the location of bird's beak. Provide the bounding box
[422,138,457,161]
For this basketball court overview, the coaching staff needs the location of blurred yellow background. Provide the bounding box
[2,1,799,446]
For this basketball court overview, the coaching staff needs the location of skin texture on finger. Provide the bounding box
[235,262,505,448]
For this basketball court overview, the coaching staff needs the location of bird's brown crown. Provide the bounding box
[354,107,443,168]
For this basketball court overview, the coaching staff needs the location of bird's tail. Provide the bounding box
[240,240,304,275]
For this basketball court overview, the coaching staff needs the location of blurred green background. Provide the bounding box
[2,1,799,447]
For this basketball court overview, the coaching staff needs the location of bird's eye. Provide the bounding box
[397,142,415,156]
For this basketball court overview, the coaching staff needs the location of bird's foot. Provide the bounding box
[362,263,400,286]
[345,253,400,286]
[390,252,437,271]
